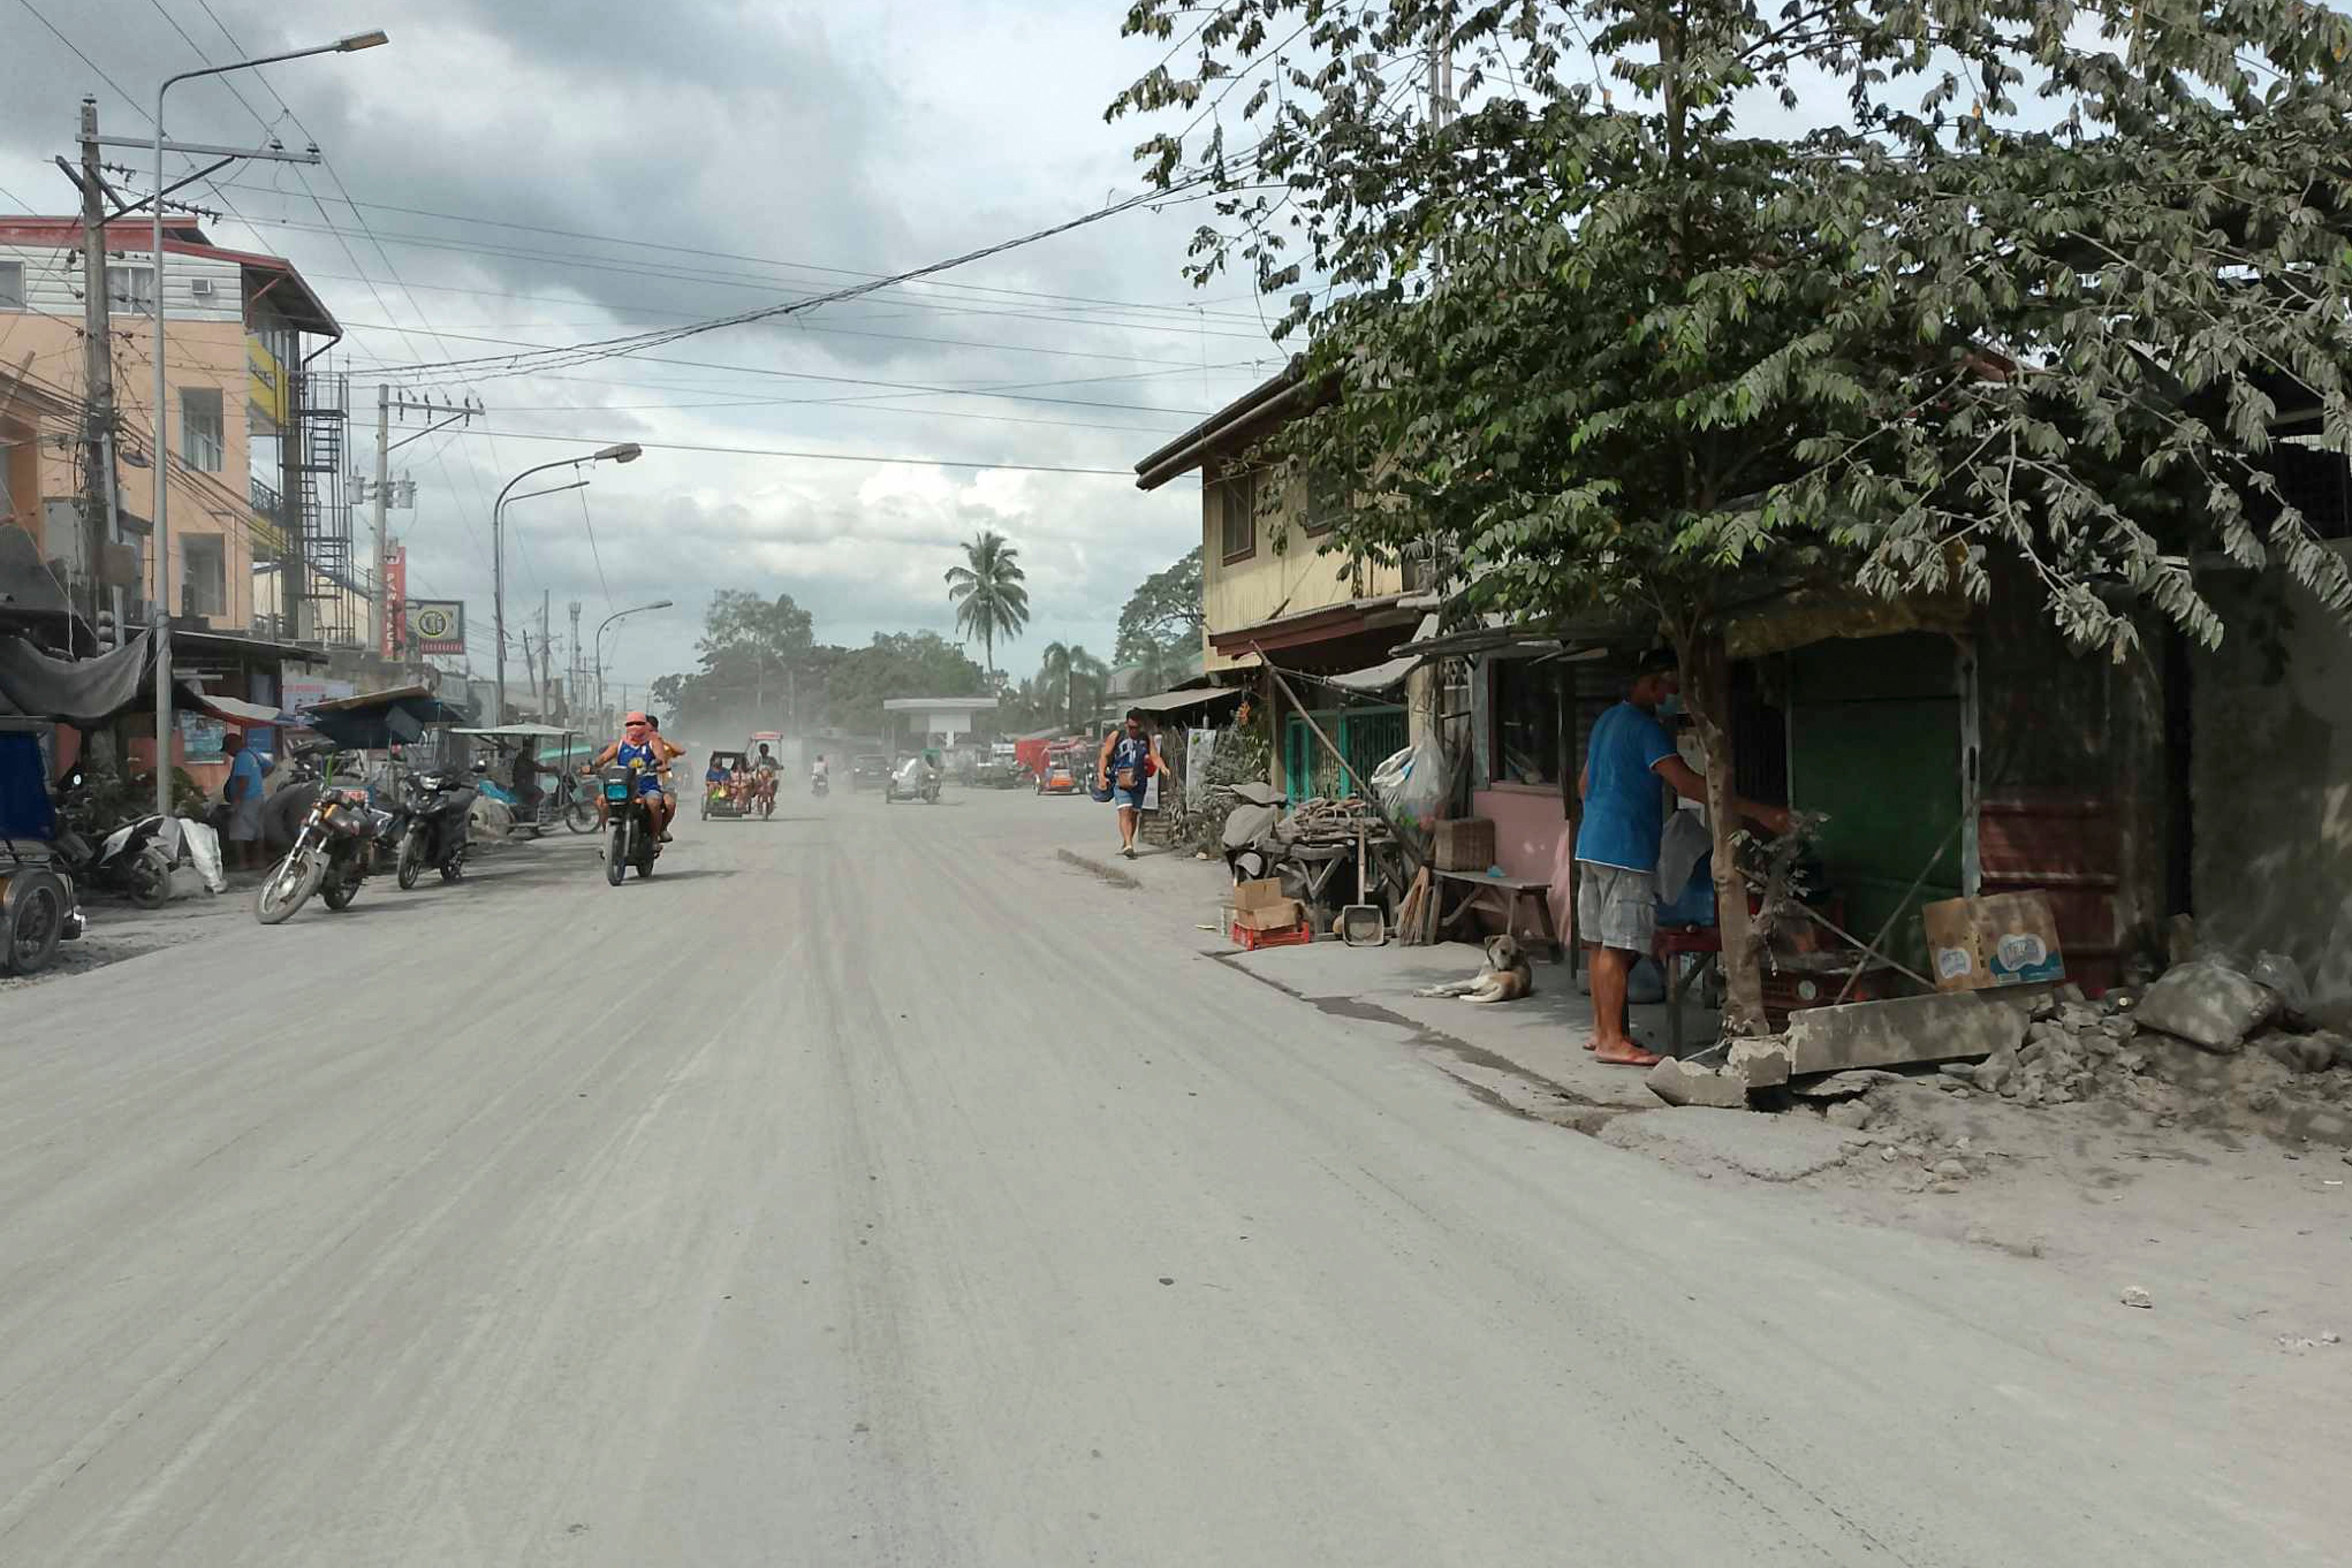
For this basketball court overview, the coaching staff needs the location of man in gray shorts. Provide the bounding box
[1576,650,1789,1065]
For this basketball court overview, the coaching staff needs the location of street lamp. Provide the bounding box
[595,599,673,722]
[491,443,644,723]
[148,28,388,817]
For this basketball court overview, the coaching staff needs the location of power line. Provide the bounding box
[362,180,1218,383]
[434,428,1157,476]
[200,184,1271,324]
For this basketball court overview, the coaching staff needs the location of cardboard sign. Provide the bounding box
[1921,892,2065,992]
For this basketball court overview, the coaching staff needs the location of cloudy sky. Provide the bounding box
[0,0,1280,695]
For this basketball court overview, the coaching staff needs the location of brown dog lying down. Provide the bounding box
[1413,935,1534,1004]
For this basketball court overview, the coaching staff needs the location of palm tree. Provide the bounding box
[945,530,1030,681]
[1064,645,1109,731]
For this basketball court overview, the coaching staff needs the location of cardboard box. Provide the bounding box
[1228,877,1304,936]
[1921,892,2066,992]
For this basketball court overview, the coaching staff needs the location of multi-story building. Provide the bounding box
[0,214,347,642]
[1133,358,1429,799]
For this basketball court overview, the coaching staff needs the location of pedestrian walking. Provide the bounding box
[1097,708,1166,859]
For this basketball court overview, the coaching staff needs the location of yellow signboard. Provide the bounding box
[246,333,287,428]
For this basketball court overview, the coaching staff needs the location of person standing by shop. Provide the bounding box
[221,729,266,871]
[1577,650,1789,1066]
[1097,708,1166,860]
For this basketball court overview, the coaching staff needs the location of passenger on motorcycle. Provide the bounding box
[588,712,675,843]
[751,743,779,805]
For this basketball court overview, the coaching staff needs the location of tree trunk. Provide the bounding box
[1677,624,1770,1038]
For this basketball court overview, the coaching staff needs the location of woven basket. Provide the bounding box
[1433,817,1496,872]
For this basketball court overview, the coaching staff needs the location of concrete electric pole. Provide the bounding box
[74,100,117,643]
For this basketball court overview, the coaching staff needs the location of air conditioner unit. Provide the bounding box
[188,277,216,299]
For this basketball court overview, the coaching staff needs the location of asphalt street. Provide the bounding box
[0,786,2342,1566]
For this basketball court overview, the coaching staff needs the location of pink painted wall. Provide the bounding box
[1471,785,1574,942]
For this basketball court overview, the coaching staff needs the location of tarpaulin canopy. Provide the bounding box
[303,685,468,749]
[0,632,156,726]
[451,723,575,739]
[1124,685,1247,718]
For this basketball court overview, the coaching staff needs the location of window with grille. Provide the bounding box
[1217,465,1257,562]
[1304,463,1346,535]
[0,261,23,310]
[180,387,224,472]
[105,264,156,313]
[182,534,227,619]
[1491,657,1564,786]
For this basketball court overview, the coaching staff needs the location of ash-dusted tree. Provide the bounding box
[1111,0,2352,1032]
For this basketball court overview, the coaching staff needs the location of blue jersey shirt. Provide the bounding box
[1573,701,1679,873]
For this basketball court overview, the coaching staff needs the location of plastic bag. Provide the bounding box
[173,817,228,894]
[1370,741,1447,836]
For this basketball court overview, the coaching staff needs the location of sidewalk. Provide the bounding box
[1055,836,1714,1123]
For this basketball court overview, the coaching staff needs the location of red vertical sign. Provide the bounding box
[384,545,408,656]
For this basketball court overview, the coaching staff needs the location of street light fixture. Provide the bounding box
[595,599,673,723]
[147,29,388,817]
[491,446,650,723]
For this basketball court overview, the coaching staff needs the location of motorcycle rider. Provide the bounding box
[810,752,830,789]
[751,743,779,807]
[588,712,673,844]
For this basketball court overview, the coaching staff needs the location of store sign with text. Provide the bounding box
[405,599,465,656]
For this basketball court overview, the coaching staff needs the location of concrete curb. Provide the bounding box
[1055,848,1141,890]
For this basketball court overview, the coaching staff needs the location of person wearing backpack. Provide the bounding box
[1097,708,1166,859]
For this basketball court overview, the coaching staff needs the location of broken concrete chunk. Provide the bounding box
[2121,1285,2154,1309]
[1972,1045,2020,1094]
[1789,1068,1902,1099]
[1825,1099,1874,1130]
[2134,958,2280,1054]
[1724,1037,1793,1089]
[1782,988,2036,1076]
[1644,1055,1749,1110]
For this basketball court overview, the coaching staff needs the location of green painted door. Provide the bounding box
[1786,635,1963,978]
[1283,704,1406,803]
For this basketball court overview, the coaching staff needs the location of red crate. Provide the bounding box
[1236,920,1313,950]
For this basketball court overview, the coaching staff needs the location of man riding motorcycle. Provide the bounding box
[587,712,674,843]
[751,743,780,810]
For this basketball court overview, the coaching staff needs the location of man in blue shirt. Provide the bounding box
[1576,650,1788,1066]
[222,729,268,871]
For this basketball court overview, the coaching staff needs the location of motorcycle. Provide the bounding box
[396,765,480,890]
[600,762,660,886]
[810,769,829,799]
[49,766,174,908]
[552,769,600,834]
[753,766,779,819]
[255,783,384,923]
[883,757,942,805]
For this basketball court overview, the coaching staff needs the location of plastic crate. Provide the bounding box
[1236,919,1313,951]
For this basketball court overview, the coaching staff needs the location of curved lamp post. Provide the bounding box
[491,442,640,723]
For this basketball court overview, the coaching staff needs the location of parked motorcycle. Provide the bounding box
[396,765,479,890]
[50,766,174,908]
[255,784,383,923]
[600,762,660,886]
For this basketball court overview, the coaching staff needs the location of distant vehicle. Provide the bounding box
[701,749,751,821]
[850,754,890,791]
[1036,743,1084,796]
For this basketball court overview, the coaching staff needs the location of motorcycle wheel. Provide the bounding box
[321,872,359,912]
[606,822,630,887]
[1,871,66,975]
[564,799,598,834]
[255,850,321,924]
[129,844,173,909]
[397,831,425,891]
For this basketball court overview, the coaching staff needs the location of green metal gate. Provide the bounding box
[1283,704,1407,803]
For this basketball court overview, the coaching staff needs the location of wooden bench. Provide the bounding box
[1431,868,1563,960]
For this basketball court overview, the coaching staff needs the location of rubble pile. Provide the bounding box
[1929,953,2352,1137]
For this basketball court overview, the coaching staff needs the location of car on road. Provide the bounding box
[850,754,890,791]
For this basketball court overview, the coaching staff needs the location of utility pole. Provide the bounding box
[535,591,550,711]
[75,100,116,643]
[371,383,388,655]
[567,601,582,720]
